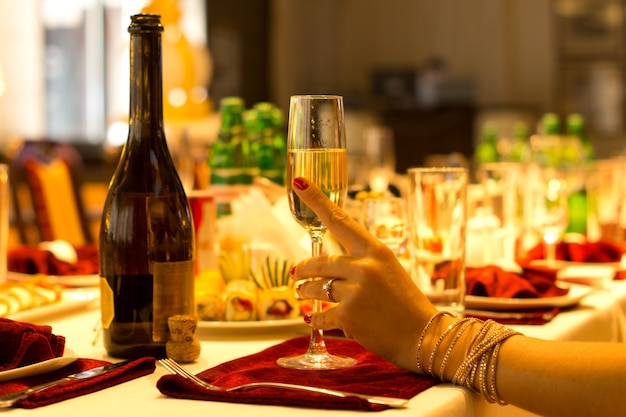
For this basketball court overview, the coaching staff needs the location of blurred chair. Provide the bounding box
[8,140,94,247]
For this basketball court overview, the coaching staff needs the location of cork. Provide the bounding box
[166,314,201,363]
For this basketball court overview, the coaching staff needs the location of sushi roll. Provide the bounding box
[257,286,300,320]
[223,279,258,321]
[195,270,225,321]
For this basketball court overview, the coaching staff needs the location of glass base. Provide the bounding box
[276,352,357,370]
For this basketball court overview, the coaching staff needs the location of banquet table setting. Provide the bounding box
[0,279,625,417]
[3,89,626,417]
[2,225,626,417]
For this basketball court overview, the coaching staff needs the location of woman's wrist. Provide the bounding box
[415,312,522,404]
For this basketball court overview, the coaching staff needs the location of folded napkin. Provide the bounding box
[7,244,99,276]
[0,357,155,408]
[520,241,624,264]
[466,265,569,299]
[0,318,65,371]
[157,336,438,411]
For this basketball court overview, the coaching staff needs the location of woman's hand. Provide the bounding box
[290,177,438,371]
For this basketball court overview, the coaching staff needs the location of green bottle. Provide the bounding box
[541,112,560,135]
[535,113,562,168]
[566,113,593,162]
[475,123,499,164]
[509,121,529,162]
[271,106,287,185]
[565,113,591,236]
[210,97,257,186]
[251,102,286,185]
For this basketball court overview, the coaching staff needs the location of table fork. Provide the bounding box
[158,358,408,408]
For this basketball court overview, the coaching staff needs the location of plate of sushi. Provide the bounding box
[195,252,308,331]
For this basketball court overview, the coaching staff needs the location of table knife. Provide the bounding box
[0,360,130,408]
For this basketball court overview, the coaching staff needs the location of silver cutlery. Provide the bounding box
[158,357,409,408]
[0,360,130,408]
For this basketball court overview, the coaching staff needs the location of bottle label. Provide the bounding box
[100,276,115,330]
[152,259,195,342]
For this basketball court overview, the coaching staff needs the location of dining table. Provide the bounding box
[4,278,626,417]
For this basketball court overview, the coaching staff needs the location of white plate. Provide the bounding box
[465,284,592,311]
[197,317,306,332]
[529,259,625,270]
[6,271,100,287]
[0,348,78,382]
[6,289,100,323]
[557,265,615,288]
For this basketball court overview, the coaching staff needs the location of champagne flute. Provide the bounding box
[524,134,575,267]
[277,95,357,370]
[535,174,568,267]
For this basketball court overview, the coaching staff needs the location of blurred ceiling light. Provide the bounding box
[106,121,129,147]
[168,87,187,108]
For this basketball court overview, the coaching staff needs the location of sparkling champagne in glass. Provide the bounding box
[277,95,356,370]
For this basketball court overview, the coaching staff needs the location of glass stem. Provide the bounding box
[306,233,328,356]
[545,240,556,268]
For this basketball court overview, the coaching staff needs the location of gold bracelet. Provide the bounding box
[426,318,468,376]
[415,311,453,374]
[488,343,508,404]
[438,318,479,380]
[416,314,520,405]
[452,320,497,385]
[452,320,521,404]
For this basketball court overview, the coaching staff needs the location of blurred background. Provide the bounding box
[0,0,625,179]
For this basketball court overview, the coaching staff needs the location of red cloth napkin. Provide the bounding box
[519,241,624,264]
[157,336,438,411]
[0,318,65,371]
[7,244,98,276]
[0,357,155,408]
[466,265,569,299]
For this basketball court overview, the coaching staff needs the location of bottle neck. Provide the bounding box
[128,29,165,141]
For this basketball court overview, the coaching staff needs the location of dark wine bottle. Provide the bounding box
[99,14,195,359]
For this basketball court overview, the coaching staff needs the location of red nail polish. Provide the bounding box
[290,265,296,275]
[293,177,309,190]
[303,313,312,324]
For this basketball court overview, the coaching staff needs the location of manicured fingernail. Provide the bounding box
[290,265,296,275]
[296,281,304,295]
[303,313,312,324]
[293,177,309,190]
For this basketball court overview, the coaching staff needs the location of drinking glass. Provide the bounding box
[360,196,407,256]
[468,162,522,266]
[524,134,576,266]
[277,95,356,370]
[406,167,467,316]
[363,125,395,194]
[586,159,620,242]
[529,169,569,267]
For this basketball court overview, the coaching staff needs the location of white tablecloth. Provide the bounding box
[6,281,626,417]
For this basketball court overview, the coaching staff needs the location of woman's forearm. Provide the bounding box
[497,337,626,417]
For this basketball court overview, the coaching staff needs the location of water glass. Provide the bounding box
[360,196,407,256]
[586,159,621,242]
[468,162,522,266]
[363,125,395,194]
[406,167,467,316]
